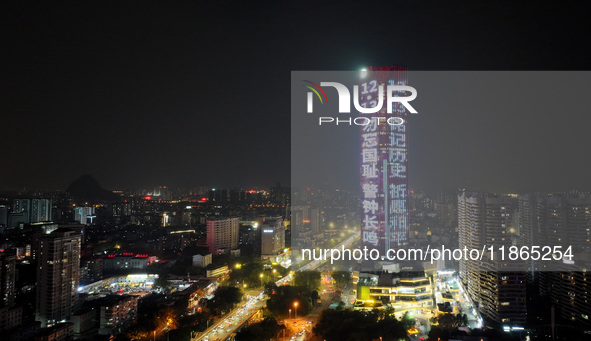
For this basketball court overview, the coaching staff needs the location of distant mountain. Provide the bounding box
[66,174,118,203]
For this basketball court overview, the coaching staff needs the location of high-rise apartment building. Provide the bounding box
[92,295,139,335]
[518,192,591,326]
[73,206,95,225]
[0,250,16,308]
[30,199,52,223]
[10,198,52,226]
[35,228,81,327]
[543,259,591,327]
[206,217,239,254]
[0,249,20,333]
[0,205,8,231]
[458,191,526,326]
[261,216,285,256]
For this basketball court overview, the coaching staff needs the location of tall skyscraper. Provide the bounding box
[458,191,527,326]
[359,66,410,252]
[35,228,81,327]
[206,217,239,254]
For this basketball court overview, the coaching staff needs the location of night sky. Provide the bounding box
[2,1,590,192]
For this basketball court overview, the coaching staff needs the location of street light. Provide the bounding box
[289,308,292,320]
[260,273,264,287]
[294,301,299,319]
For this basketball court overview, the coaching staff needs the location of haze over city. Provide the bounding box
[1,2,591,341]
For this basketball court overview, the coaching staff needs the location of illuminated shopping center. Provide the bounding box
[78,274,159,294]
[355,270,434,310]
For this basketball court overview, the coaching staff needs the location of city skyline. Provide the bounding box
[1,2,591,339]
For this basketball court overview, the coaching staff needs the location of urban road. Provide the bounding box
[192,232,360,341]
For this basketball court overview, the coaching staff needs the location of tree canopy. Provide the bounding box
[266,285,315,317]
[313,309,408,341]
[331,271,351,289]
[235,317,284,341]
[207,286,243,315]
[294,271,321,291]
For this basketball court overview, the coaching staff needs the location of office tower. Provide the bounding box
[206,217,239,254]
[261,216,285,256]
[458,191,526,326]
[0,250,16,308]
[35,228,81,327]
[359,66,410,252]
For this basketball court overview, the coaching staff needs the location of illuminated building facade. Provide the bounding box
[355,271,433,309]
[261,216,285,256]
[359,66,410,252]
[35,228,81,328]
[10,198,52,226]
[73,206,95,225]
[519,192,591,326]
[458,191,527,326]
[206,217,239,254]
[95,295,139,335]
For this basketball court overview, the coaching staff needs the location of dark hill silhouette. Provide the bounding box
[66,174,118,203]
